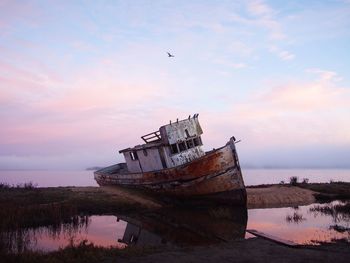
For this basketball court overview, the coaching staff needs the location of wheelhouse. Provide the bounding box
[119,114,205,173]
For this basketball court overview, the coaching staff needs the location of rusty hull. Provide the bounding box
[94,138,246,205]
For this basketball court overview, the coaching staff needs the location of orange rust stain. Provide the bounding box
[185,151,223,176]
[140,151,224,183]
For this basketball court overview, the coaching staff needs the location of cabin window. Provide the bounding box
[170,143,179,154]
[130,151,138,161]
[185,129,190,138]
[143,149,148,156]
[193,136,202,146]
[178,141,187,152]
[186,139,194,149]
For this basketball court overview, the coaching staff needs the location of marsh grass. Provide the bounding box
[0,215,90,253]
[309,202,350,222]
[0,187,145,262]
[285,212,306,224]
[0,239,162,263]
[0,187,144,224]
[289,176,298,186]
[300,182,350,201]
[0,182,37,190]
[330,224,350,233]
[0,186,146,254]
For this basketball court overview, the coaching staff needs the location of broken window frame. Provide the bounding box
[178,141,187,152]
[130,151,138,161]
[186,138,194,149]
[170,143,179,154]
[193,136,203,146]
[170,136,202,156]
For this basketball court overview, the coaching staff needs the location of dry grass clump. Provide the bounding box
[1,239,161,263]
[309,201,350,222]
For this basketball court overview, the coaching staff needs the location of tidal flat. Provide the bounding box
[0,182,349,263]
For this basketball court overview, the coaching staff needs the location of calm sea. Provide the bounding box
[0,169,349,187]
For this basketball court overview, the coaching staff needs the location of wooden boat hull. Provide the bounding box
[94,137,246,206]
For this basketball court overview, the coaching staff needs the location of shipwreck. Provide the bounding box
[94,114,246,206]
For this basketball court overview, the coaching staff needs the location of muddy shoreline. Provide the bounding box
[0,182,349,262]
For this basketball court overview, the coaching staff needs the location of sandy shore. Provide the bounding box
[247,185,317,209]
[96,185,318,209]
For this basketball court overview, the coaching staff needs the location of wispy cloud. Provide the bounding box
[268,46,295,60]
[305,68,342,82]
[246,0,286,40]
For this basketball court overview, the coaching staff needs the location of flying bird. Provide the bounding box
[167,52,174,57]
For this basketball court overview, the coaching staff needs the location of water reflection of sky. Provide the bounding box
[247,201,350,245]
[2,201,349,252]
[15,216,127,252]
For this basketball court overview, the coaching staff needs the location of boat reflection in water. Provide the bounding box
[0,206,247,252]
[118,206,248,247]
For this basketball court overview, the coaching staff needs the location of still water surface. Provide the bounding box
[0,169,349,187]
[1,201,349,252]
[0,169,349,252]
[1,216,127,252]
[248,201,350,245]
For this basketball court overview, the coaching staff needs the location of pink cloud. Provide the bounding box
[0,58,175,157]
[199,70,350,149]
[261,73,348,112]
[0,60,62,100]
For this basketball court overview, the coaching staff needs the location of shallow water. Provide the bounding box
[1,206,248,252]
[1,201,349,252]
[0,169,349,251]
[0,216,127,252]
[247,201,350,245]
[0,169,349,187]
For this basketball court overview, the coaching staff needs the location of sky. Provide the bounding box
[0,0,350,170]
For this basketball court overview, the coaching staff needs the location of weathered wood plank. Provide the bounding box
[246,229,299,247]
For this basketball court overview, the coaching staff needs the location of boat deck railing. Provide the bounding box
[141,131,162,143]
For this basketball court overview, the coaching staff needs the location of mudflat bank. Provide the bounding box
[98,182,350,209]
[247,185,317,209]
[247,181,350,208]
[0,182,349,229]
[73,183,347,209]
[1,182,349,263]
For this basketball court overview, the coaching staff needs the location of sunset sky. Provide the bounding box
[1,0,349,169]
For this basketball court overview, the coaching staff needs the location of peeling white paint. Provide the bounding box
[123,116,205,172]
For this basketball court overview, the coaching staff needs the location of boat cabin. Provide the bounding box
[119,114,205,173]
